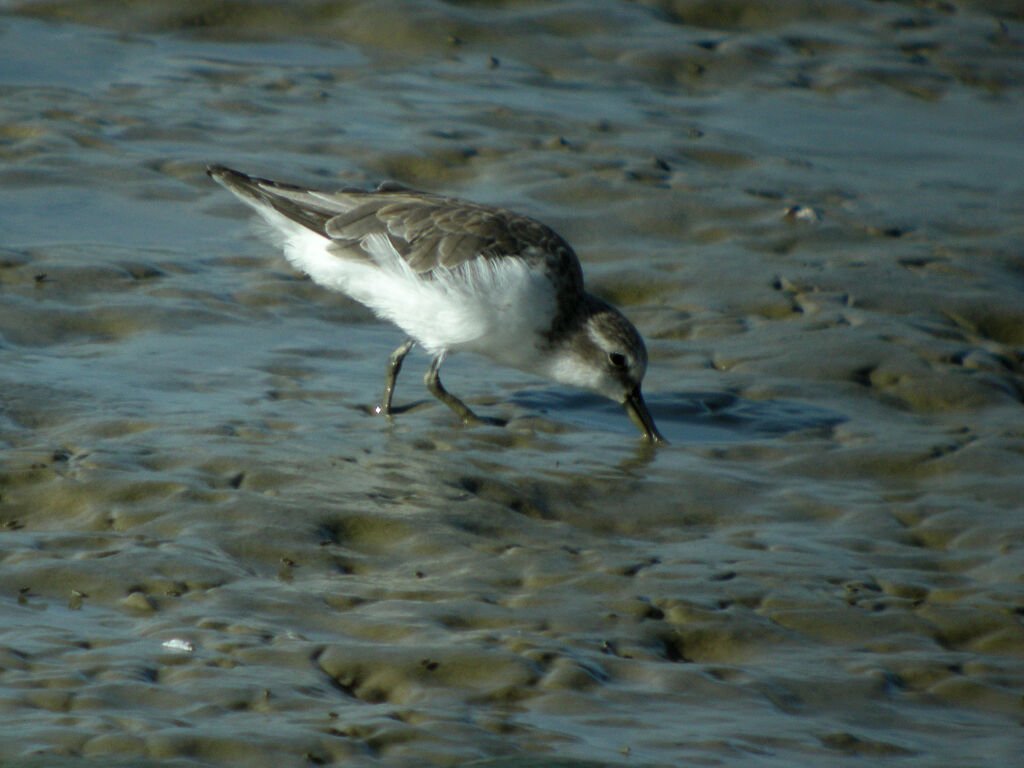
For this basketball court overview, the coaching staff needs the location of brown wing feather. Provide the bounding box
[327,192,582,287]
[209,165,583,290]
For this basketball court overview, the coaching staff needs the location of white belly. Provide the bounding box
[277,223,557,370]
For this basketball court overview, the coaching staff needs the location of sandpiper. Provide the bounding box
[208,165,665,443]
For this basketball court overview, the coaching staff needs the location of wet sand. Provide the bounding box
[1,1,1023,766]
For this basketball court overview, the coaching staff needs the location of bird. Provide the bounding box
[207,164,665,443]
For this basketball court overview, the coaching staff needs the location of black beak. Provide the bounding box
[623,386,667,444]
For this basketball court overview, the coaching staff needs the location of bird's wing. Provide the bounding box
[208,165,583,288]
[208,164,363,233]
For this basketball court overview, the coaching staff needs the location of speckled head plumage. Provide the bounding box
[542,294,663,443]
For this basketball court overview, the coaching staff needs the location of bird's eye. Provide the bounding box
[608,352,628,369]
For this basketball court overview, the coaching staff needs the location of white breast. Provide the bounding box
[271,216,557,369]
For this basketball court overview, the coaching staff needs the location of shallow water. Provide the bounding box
[2,1,1023,766]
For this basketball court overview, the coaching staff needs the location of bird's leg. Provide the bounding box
[375,337,415,416]
[425,353,483,425]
